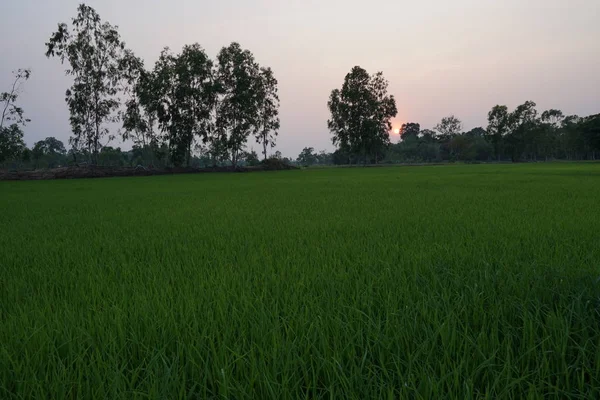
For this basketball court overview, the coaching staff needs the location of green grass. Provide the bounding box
[1,163,599,399]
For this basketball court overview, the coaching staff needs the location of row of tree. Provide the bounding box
[43,4,279,167]
[324,66,600,164]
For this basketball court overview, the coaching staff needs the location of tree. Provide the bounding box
[46,4,126,164]
[297,147,317,166]
[435,115,463,159]
[215,43,262,167]
[254,67,280,160]
[487,105,510,160]
[1,69,31,163]
[399,123,420,140]
[1,68,31,129]
[148,45,216,166]
[0,125,26,164]
[540,109,564,160]
[466,127,486,138]
[32,137,67,168]
[328,66,397,164]
[316,150,333,165]
[120,50,159,152]
[243,150,260,166]
[506,100,538,161]
[435,115,462,139]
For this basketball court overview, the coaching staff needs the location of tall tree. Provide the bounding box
[215,42,262,167]
[328,66,397,164]
[0,69,31,163]
[254,67,280,160]
[46,4,126,164]
[120,50,158,149]
[148,45,216,166]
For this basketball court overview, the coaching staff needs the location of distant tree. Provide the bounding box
[254,67,280,160]
[98,146,126,166]
[274,150,282,160]
[506,100,538,161]
[46,4,126,164]
[399,122,420,140]
[581,114,600,158]
[435,115,462,138]
[34,137,67,155]
[328,66,397,164]
[540,109,564,160]
[243,150,260,166]
[215,43,262,167]
[297,147,317,166]
[435,115,463,159]
[0,125,26,164]
[487,105,510,160]
[316,150,333,165]
[420,129,437,143]
[1,68,31,163]
[465,127,486,138]
[32,137,67,168]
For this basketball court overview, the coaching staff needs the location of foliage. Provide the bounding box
[1,69,31,129]
[297,146,317,166]
[146,45,216,167]
[328,66,397,163]
[254,67,280,160]
[242,150,260,166]
[0,69,31,164]
[2,164,600,398]
[399,122,420,140]
[0,125,26,164]
[46,4,127,164]
[215,43,263,167]
[32,137,67,168]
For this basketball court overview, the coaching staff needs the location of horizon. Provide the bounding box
[1,0,599,158]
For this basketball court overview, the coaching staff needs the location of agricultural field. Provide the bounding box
[1,163,599,399]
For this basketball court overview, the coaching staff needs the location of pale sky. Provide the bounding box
[1,0,599,158]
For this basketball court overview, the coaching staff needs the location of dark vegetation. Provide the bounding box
[2,5,599,173]
[2,164,600,398]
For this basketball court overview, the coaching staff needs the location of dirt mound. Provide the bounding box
[0,163,298,181]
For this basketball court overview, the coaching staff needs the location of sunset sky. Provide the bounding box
[1,0,599,157]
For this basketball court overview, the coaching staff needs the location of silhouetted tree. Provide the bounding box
[399,123,420,140]
[328,66,397,164]
[46,4,126,164]
[254,67,280,160]
[1,69,31,163]
[215,43,262,167]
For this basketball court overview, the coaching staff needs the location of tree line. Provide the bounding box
[316,66,600,166]
[2,4,600,169]
[1,4,280,169]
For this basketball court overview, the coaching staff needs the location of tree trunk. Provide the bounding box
[263,138,267,161]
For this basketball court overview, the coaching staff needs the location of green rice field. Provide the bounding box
[1,163,599,399]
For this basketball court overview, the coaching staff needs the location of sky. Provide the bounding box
[1,0,599,158]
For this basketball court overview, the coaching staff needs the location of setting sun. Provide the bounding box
[393,128,400,135]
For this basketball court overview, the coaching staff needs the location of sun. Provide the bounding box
[393,128,400,135]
